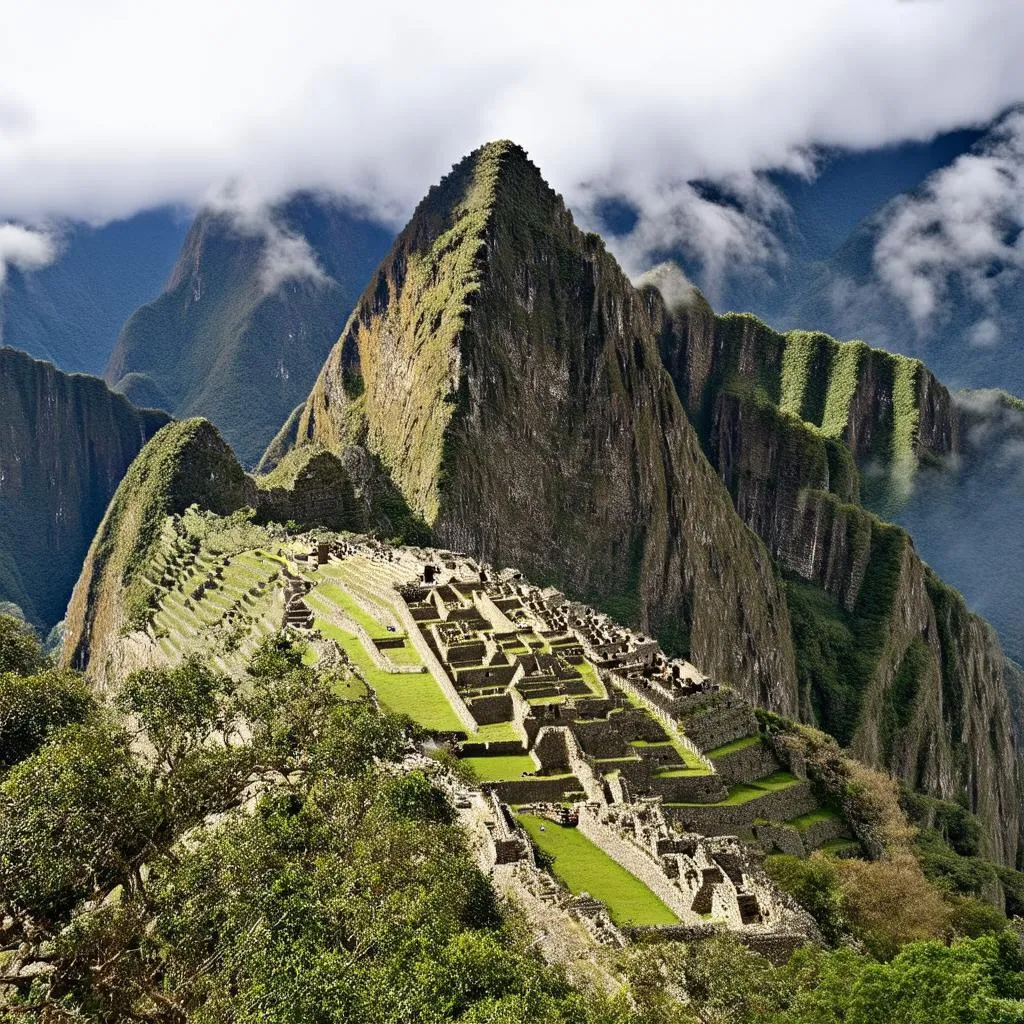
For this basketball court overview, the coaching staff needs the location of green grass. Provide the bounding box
[630,738,710,775]
[461,755,538,782]
[704,735,762,759]
[575,660,606,698]
[314,582,392,639]
[473,721,523,742]
[670,771,801,807]
[820,838,861,856]
[516,815,679,927]
[787,808,840,831]
[314,618,464,733]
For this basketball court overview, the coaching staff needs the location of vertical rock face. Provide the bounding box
[285,142,799,714]
[106,194,392,467]
[651,275,1020,865]
[0,347,169,631]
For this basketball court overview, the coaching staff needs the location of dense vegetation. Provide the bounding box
[2,614,1022,1022]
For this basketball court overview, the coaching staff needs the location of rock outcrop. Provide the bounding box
[0,347,169,631]
[272,141,800,715]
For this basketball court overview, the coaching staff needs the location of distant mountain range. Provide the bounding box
[2,208,187,374]
[105,194,393,466]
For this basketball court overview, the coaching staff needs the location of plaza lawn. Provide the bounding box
[314,618,463,733]
[461,755,538,782]
[516,814,679,927]
[473,720,523,743]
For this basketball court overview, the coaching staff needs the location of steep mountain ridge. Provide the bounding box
[275,141,800,715]
[0,347,169,630]
[106,194,392,467]
[649,275,1020,865]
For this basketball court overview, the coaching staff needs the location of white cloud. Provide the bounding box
[0,0,1023,287]
[0,224,55,286]
[206,182,327,294]
[873,110,1024,332]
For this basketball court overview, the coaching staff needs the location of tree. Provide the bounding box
[0,667,95,768]
[0,724,160,928]
[117,655,235,770]
[0,613,47,677]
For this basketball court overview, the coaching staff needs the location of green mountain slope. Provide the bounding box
[271,141,800,715]
[648,269,1020,866]
[105,194,392,467]
[0,347,170,631]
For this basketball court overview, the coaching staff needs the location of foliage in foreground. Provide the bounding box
[0,615,1022,1023]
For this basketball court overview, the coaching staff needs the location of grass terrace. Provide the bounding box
[669,771,801,807]
[516,814,680,927]
[461,755,539,782]
[704,735,763,759]
[787,808,841,830]
[631,739,711,776]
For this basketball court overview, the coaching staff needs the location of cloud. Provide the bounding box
[1,0,1024,291]
[206,182,327,294]
[873,110,1024,331]
[0,223,55,287]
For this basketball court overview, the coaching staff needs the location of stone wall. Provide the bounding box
[712,740,781,787]
[534,727,571,771]
[392,595,478,731]
[490,776,579,804]
[682,704,759,752]
[466,693,513,726]
[650,774,729,804]
[576,808,697,923]
[664,782,818,835]
[458,739,527,757]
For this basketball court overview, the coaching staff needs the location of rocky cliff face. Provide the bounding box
[0,347,169,631]
[105,194,392,467]
[650,272,1020,865]
[277,142,799,714]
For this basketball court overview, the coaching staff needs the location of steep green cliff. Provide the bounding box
[649,271,1020,865]
[274,142,799,713]
[0,347,169,631]
[105,195,392,467]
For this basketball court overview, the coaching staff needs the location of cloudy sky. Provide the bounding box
[2,0,1024,289]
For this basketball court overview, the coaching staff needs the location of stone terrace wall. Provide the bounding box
[682,704,759,752]
[664,782,818,835]
[712,741,781,787]
[650,774,729,804]
[467,693,514,725]
[490,776,579,804]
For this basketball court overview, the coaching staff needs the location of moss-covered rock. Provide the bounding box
[650,272,1020,867]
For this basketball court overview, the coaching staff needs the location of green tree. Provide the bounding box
[117,655,234,770]
[0,612,47,677]
[0,724,160,928]
[0,667,95,768]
